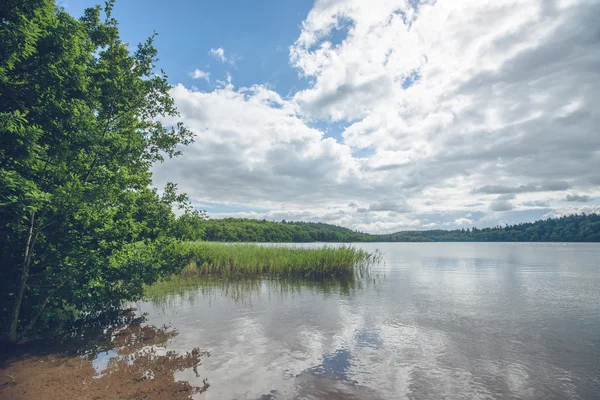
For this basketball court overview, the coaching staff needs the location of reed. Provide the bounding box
[171,242,380,279]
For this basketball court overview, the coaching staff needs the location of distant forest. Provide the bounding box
[202,214,600,242]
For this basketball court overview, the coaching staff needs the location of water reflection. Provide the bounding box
[139,274,386,399]
[0,309,210,399]
[3,243,599,399]
[136,243,600,400]
[294,347,382,400]
[145,275,378,310]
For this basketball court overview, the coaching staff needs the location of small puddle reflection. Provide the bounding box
[0,309,210,399]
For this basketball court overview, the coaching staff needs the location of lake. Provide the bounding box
[117,242,600,399]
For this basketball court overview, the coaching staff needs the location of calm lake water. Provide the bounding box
[125,243,599,399]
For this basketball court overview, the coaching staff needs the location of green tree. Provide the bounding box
[0,1,193,342]
[199,215,600,243]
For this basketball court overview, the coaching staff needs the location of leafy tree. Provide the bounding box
[0,1,193,342]
[171,208,208,241]
[200,214,600,243]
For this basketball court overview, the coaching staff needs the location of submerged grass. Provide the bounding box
[171,242,381,279]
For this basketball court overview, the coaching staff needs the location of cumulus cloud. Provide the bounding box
[551,204,600,218]
[290,0,600,181]
[155,0,600,232]
[209,47,226,62]
[454,218,474,225]
[153,84,368,210]
[497,193,516,200]
[565,194,592,202]
[367,201,412,213]
[490,199,515,212]
[189,69,210,81]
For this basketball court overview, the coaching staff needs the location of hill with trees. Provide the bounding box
[201,214,600,243]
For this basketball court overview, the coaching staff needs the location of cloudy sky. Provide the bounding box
[67,0,600,233]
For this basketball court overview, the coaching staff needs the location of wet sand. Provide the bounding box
[0,311,209,400]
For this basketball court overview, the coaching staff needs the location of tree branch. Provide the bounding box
[22,279,68,336]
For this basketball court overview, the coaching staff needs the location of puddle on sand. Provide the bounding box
[0,309,210,400]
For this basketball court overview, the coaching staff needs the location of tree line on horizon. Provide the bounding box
[201,214,600,243]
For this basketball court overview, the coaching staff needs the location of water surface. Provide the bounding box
[139,243,600,399]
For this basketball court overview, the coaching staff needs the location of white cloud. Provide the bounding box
[154,84,365,208]
[290,0,600,177]
[156,0,600,233]
[454,218,474,226]
[565,194,593,203]
[189,68,210,81]
[210,47,226,62]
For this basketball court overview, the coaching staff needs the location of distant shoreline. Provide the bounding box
[201,213,600,243]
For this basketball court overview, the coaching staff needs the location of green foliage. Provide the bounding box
[202,218,374,242]
[0,1,194,341]
[377,213,600,242]
[169,242,378,279]
[201,214,600,243]
[171,208,208,241]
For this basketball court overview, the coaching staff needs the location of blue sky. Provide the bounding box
[63,0,600,233]
[65,0,313,97]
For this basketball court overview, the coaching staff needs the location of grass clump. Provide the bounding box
[172,242,380,279]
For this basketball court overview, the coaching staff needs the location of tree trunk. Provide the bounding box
[22,280,66,337]
[5,212,36,343]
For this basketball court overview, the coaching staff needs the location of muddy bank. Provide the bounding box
[0,311,209,400]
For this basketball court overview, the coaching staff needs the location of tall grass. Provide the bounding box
[172,242,380,279]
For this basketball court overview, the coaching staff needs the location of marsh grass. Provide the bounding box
[172,242,381,279]
[143,275,371,311]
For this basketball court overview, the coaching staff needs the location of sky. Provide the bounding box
[64,0,600,233]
